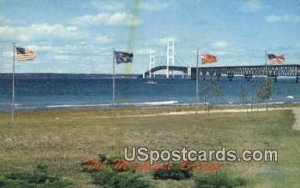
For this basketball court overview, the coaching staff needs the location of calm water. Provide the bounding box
[0,75,299,111]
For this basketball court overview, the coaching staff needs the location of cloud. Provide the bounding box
[71,12,141,26]
[0,23,80,41]
[53,55,71,61]
[0,16,11,25]
[0,50,13,58]
[212,41,228,49]
[26,45,77,54]
[240,0,265,12]
[152,37,175,44]
[265,15,300,23]
[87,0,172,12]
[93,35,112,44]
[30,24,78,37]
[26,45,55,52]
[26,43,110,56]
[135,48,156,55]
[0,23,111,45]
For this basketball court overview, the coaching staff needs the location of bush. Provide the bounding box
[91,169,153,188]
[153,163,193,180]
[82,154,153,188]
[0,164,71,188]
[194,170,248,188]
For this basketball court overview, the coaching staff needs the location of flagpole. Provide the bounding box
[12,42,16,122]
[265,49,268,78]
[196,49,199,114]
[112,50,115,118]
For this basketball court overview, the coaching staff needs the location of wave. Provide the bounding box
[3,100,300,112]
[45,104,111,108]
[268,101,284,105]
[12,101,180,110]
[117,101,179,107]
[0,103,22,106]
[143,101,178,105]
[286,95,294,99]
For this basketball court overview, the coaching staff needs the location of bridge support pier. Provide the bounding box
[228,74,234,81]
[201,70,207,81]
[297,75,300,83]
[191,68,196,80]
[150,73,155,79]
[245,74,252,82]
[268,76,277,82]
[202,73,206,80]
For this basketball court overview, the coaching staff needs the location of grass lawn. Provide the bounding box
[0,108,299,187]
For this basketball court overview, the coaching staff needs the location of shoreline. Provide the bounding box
[1,103,300,131]
[1,102,300,113]
[1,103,299,117]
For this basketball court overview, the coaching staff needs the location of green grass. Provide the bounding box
[0,108,299,187]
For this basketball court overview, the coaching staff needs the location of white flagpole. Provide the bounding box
[12,42,16,122]
[265,49,268,78]
[196,49,199,113]
[112,50,115,117]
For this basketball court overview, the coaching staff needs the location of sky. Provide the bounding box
[0,0,300,74]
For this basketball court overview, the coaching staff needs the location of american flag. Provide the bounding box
[201,54,217,64]
[16,47,36,61]
[267,54,285,64]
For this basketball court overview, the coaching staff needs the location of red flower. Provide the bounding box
[82,158,97,165]
[88,161,105,171]
[179,160,191,171]
[113,160,128,171]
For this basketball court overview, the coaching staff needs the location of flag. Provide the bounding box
[201,54,217,64]
[114,51,133,64]
[16,47,36,61]
[267,53,285,64]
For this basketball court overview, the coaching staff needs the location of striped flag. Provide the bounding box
[267,54,285,64]
[201,54,217,64]
[16,47,36,61]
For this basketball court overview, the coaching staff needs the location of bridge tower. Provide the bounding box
[166,38,175,79]
[149,50,156,79]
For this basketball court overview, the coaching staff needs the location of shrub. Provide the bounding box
[194,170,248,188]
[91,169,153,188]
[153,163,193,180]
[82,154,152,188]
[0,164,71,188]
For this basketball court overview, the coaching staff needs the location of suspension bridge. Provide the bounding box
[140,38,300,83]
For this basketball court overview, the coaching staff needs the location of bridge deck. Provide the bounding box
[142,64,300,82]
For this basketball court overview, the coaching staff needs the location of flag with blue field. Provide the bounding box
[16,47,36,61]
[114,51,133,64]
[267,53,285,64]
